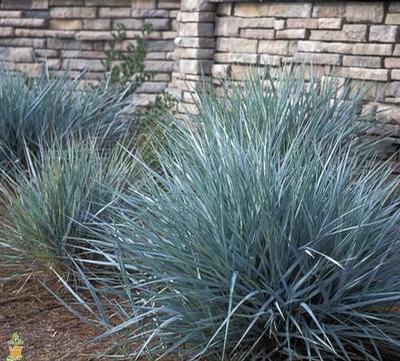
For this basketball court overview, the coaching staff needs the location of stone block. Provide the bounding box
[346,2,384,23]
[259,40,289,55]
[75,31,112,41]
[276,29,307,39]
[353,43,393,56]
[0,27,14,37]
[318,18,343,29]
[216,37,257,53]
[385,58,400,68]
[348,67,389,81]
[50,19,83,30]
[286,18,318,29]
[240,29,274,40]
[98,7,131,18]
[293,52,341,65]
[179,59,212,74]
[214,52,258,64]
[144,18,171,31]
[369,25,398,43]
[180,0,215,12]
[50,7,96,19]
[64,58,104,71]
[343,55,382,68]
[84,19,111,30]
[386,14,400,25]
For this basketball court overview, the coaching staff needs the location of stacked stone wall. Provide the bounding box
[0,0,180,105]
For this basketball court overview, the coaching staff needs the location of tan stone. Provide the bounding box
[386,14,400,25]
[179,23,214,37]
[240,29,274,40]
[234,3,311,18]
[348,67,389,81]
[286,18,318,29]
[216,38,258,53]
[276,29,307,39]
[84,19,111,30]
[75,31,113,41]
[318,18,343,29]
[0,27,14,37]
[214,52,258,64]
[259,40,289,55]
[50,19,83,30]
[294,52,341,65]
[385,58,400,68]
[98,7,131,18]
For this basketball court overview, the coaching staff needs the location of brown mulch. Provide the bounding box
[0,266,111,361]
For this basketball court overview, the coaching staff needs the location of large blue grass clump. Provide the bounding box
[64,68,400,360]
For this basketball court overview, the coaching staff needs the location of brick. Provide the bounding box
[240,29,274,40]
[259,40,289,55]
[114,19,143,30]
[276,29,307,40]
[47,38,92,50]
[15,29,75,38]
[343,56,382,68]
[64,59,104,71]
[0,28,14,37]
[50,7,96,19]
[234,3,311,18]
[0,18,46,28]
[50,19,83,30]
[392,70,400,80]
[386,82,400,97]
[369,25,398,43]
[267,3,312,18]
[0,11,23,18]
[98,7,131,18]
[144,18,170,31]
[286,18,318,29]
[274,19,285,30]
[348,67,389,81]
[214,52,258,64]
[346,2,385,23]
[216,37,257,53]
[294,52,341,65]
[84,19,111,30]
[61,50,106,59]
[75,31,112,41]
[385,58,400,68]
[313,3,345,17]
[318,18,343,29]
[386,14,400,25]
[353,43,393,56]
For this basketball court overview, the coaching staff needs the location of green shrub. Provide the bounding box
[0,137,137,269]
[0,65,130,172]
[64,68,400,360]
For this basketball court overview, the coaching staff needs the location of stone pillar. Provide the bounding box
[170,0,216,113]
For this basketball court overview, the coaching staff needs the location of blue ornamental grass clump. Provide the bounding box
[58,68,400,360]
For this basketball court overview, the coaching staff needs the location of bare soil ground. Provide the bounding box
[0,267,110,361]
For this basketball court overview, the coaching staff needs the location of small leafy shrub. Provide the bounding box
[0,137,137,269]
[66,69,400,360]
[104,23,153,90]
[0,66,130,172]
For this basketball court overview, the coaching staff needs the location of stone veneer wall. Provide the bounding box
[0,0,179,105]
[172,1,400,150]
